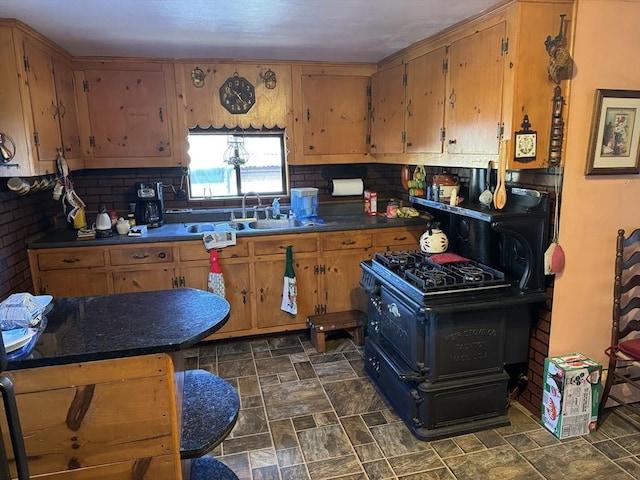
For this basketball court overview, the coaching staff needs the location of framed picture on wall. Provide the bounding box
[585,89,640,175]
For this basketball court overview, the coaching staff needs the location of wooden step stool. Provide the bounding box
[307,310,365,353]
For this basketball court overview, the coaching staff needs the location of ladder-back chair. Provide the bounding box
[599,228,640,420]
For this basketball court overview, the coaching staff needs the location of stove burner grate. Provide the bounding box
[370,250,510,298]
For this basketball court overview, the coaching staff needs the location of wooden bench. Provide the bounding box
[307,310,365,353]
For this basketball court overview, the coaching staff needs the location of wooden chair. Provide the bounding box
[599,228,640,421]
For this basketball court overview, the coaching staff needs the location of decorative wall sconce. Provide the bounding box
[259,69,277,89]
[190,67,206,88]
[0,132,16,163]
[545,14,573,85]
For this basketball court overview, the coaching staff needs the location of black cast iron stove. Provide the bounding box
[360,188,550,441]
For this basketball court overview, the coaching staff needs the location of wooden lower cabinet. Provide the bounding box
[179,262,253,336]
[1,355,183,479]
[254,256,318,330]
[28,225,423,340]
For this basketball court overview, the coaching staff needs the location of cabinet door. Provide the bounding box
[23,38,60,162]
[405,48,447,154]
[446,22,505,155]
[301,75,369,155]
[112,268,175,293]
[370,64,405,154]
[52,57,81,160]
[254,257,318,329]
[180,263,253,335]
[84,69,171,158]
[322,248,371,313]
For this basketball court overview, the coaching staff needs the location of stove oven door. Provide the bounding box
[379,286,508,382]
[379,287,427,375]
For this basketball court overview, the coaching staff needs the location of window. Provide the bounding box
[187,129,287,199]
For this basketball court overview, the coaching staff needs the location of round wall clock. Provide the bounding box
[219,73,255,114]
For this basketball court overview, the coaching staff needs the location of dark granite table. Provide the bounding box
[5,288,240,479]
[7,288,230,370]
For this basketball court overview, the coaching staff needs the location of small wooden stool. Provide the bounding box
[307,310,365,353]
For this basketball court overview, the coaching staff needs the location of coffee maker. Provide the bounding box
[134,182,164,228]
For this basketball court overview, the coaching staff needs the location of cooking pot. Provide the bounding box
[432,173,459,199]
[432,173,459,186]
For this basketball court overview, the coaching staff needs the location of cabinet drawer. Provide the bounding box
[178,241,249,261]
[110,246,173,266]
[373,228,421,248]
[253,236,317,256]
[321,231,372,251]
[37,249,106,270]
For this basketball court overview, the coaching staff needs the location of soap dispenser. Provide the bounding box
[272,198,281,218]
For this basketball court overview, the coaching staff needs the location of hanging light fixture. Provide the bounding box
[223,135,249,167]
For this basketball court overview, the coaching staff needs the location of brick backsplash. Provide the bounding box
[0,163,557,416]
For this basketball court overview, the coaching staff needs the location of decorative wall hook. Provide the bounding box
[260,69,277,89]
[190,67,206,88]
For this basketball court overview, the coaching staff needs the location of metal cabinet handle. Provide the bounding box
[449,89,456,108]
[132,253,150,260]
[58,101,67,119]
[62,257,80,263]
[159,107,164,123]
[342,240,356,245]
[448,139,457,145]
[406,99,413,117]
[158,252,166,259]
[241,289,248,304]
[260,288,264,302]
[395,236,407,241]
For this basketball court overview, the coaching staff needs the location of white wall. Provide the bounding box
[550,0,640,364]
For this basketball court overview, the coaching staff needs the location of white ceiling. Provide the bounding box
[1,0,500,63]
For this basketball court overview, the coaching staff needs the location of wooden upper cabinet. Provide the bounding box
[83,68,171,158]
[370,64,406,154]
[503,1,575,169]
[301,74,369,155]
[405,47,447,154]
[0,23,82,177]
[445,22,506,155]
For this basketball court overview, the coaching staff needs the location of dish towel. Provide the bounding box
[281,245,297,314]
[207,250,226,299]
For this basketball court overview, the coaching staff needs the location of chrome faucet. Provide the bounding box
[241,192,262,219]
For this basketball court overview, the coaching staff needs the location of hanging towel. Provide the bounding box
[207,250,226,299]
[281,245,297,314]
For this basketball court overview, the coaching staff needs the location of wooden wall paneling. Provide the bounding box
[175,62,292,130]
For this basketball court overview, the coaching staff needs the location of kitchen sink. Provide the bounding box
[247,219,308,230]
[185,222,245,233]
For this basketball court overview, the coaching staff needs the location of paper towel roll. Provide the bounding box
[331,178,364,196]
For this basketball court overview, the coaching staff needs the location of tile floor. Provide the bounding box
[184,332,640,480]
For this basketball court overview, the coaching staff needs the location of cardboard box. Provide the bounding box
[542,353,602,439]
[364,190,377,215]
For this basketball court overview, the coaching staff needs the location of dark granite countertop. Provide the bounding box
[27,213,427,249]
[7,288,230,370]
